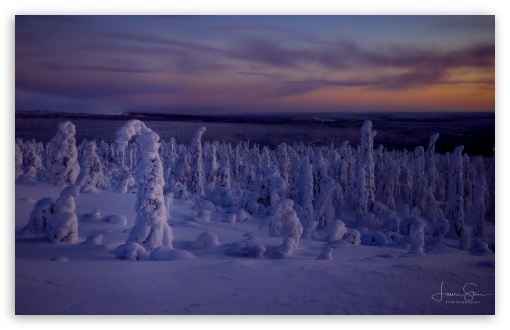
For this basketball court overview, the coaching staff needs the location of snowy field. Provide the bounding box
[14,117,495,315]
[15,181,495,314]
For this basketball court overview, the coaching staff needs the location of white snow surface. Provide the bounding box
[15,181,494,315]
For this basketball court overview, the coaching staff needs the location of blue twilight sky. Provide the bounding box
[15,15,495,114]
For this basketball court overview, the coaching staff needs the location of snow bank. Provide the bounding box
[190,232,219,249]
[149,247,196,261]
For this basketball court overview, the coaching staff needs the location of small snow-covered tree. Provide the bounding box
[268,199,303,246]
[46,121,80,186]
[47,185,80,243]
[19,149,44,182]
[21,198,54,236]
[258,167,286,209]
[115,120,173,251]
[76,140,104,192]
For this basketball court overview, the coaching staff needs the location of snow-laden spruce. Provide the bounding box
[76,140,105,192]
[114,120,173,252]
[46,121,80,186]
[47,185,80,243]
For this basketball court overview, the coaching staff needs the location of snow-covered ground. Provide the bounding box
[15,181,494,315]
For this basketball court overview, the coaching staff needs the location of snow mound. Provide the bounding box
[328,219,348,242]
[470,238,493,255]
[102,215,128,225]
[342,228,361,245]
[149,247,196,261]
[197,209,211,222]
[190,232,219,249]
[114,242,148,261]
[317,247,333,260]
[50,256,69,262]
[81,209,102,222]
[84,233,103,245]
[195,200,215,212]
[361,231,388,246]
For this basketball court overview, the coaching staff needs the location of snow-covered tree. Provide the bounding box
[21,198,54,236]
[76,140,104,192]
[268,199,303,246]
[19,149,44,182]
[115,120,173,251]
[359,120,376,204]
[206,141,219,190]
[47,185,80,243]
[446,146,465,239]
[471,158,487,241]
[258,167,286,209]
[15,142,24,179]
[188,127,206,195]
[46,121,80,186]
[295,156,314,238]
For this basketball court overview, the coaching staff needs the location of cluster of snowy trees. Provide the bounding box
[17,119,495,256]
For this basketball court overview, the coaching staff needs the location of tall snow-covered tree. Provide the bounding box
[296,156,314,238]
[115,120,173,251]
[188,127,206,195]
[446,145,465,239]
[471,157,487,241]
[76,140,104,192]
[359,120,376,205]
[46,121,80,186]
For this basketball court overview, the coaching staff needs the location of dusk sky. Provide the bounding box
[15,15,495,114]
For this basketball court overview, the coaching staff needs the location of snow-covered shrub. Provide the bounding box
[81,209,102,222]
[194,200,215,212]
[190,232,219,249]
[115,242,149,261]
[114,120,173,251]
[46,121,80,186]
[103,215,128,225]
[327,219,347,242]
[361,231,388,246]
[47,185,80,243]
[235,208,250,223]
[268,199,303,245]
[21,197,54,236]
[409,218,426,254]
[342,228,361,245]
